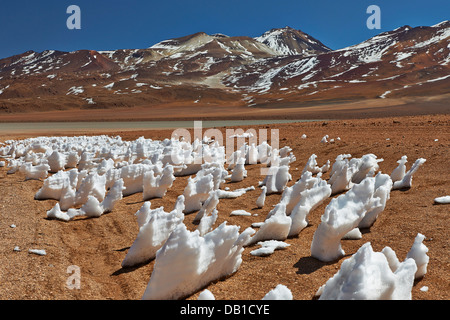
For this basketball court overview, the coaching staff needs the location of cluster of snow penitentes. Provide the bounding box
[0,133,431,300]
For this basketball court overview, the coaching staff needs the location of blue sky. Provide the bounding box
[0,0,448,59]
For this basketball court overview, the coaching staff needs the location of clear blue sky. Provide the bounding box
[0,0,448,59]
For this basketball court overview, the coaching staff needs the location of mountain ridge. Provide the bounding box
[0,22,449,114]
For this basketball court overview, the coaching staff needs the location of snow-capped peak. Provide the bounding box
[254,27,331,56]
[432,20,450,28]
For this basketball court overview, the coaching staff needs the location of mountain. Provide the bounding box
[0,22,449,114]
[224,21,450,103]
[254,26,331,56]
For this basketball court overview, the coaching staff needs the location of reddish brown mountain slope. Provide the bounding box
[0,22,448,116]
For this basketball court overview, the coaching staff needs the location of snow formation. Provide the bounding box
[311,173,393,262]
[262,284,293,300]
[1,133,431,300]
[392,158,426,190]
[434,195,450,204]
[121,196,185,267]
[142,165,175,200]
[328,153,383,194]
[316,242,417,300]
[405,233,430,279]
[1,133,276,221]
[317,233,429,299]
[142,223,254,300]
[256,185,267,208]
[197,284,293,300]
[390,155,408,183]
[246,203,292,246]
[288,177,332,237]
[250,240,290,256]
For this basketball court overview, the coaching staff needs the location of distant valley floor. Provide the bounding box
[0,94,449,125]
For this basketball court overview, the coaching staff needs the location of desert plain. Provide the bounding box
[0,101,448,300]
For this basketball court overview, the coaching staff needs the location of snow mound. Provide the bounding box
[19,163,50,180]
[121,196,185,267]
[197,284,293,300]
[279,170,325,214]
[183,174,214,213]
[406,233,429,279]
[197,208,218,236]
[142,222,254,300]
[142,165,175,200]
[392,158,426,190]
[316,242,417,300]
[230,209,252,216]
[197,289,215,300]
[230,157,247,182]
[358,172,393,229]
[434,195,450,204]
[328,154,383,194]
[288,178,332,237]
[216,186,255,199]
[246,203,291,246]
[311,173,392,262]
[250,240,290,256]
[28,249,47,256]
[302,154,330,175]
[390,155,408,183]
[262,284,293,300]
[255,186,267,208]
[193,191,219,223]
[261,165,291,194]
[246,170,332,245]
[46,178,124,221]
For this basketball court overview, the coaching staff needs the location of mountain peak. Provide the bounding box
[211,33,229,38]
[255,27,331,56]
[432,20,450,28]
[149,31,216,53]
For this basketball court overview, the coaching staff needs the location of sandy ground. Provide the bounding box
[0,113,448,300]
[0,95,449,123]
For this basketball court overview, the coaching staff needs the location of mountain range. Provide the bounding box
[0,21,449,116]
